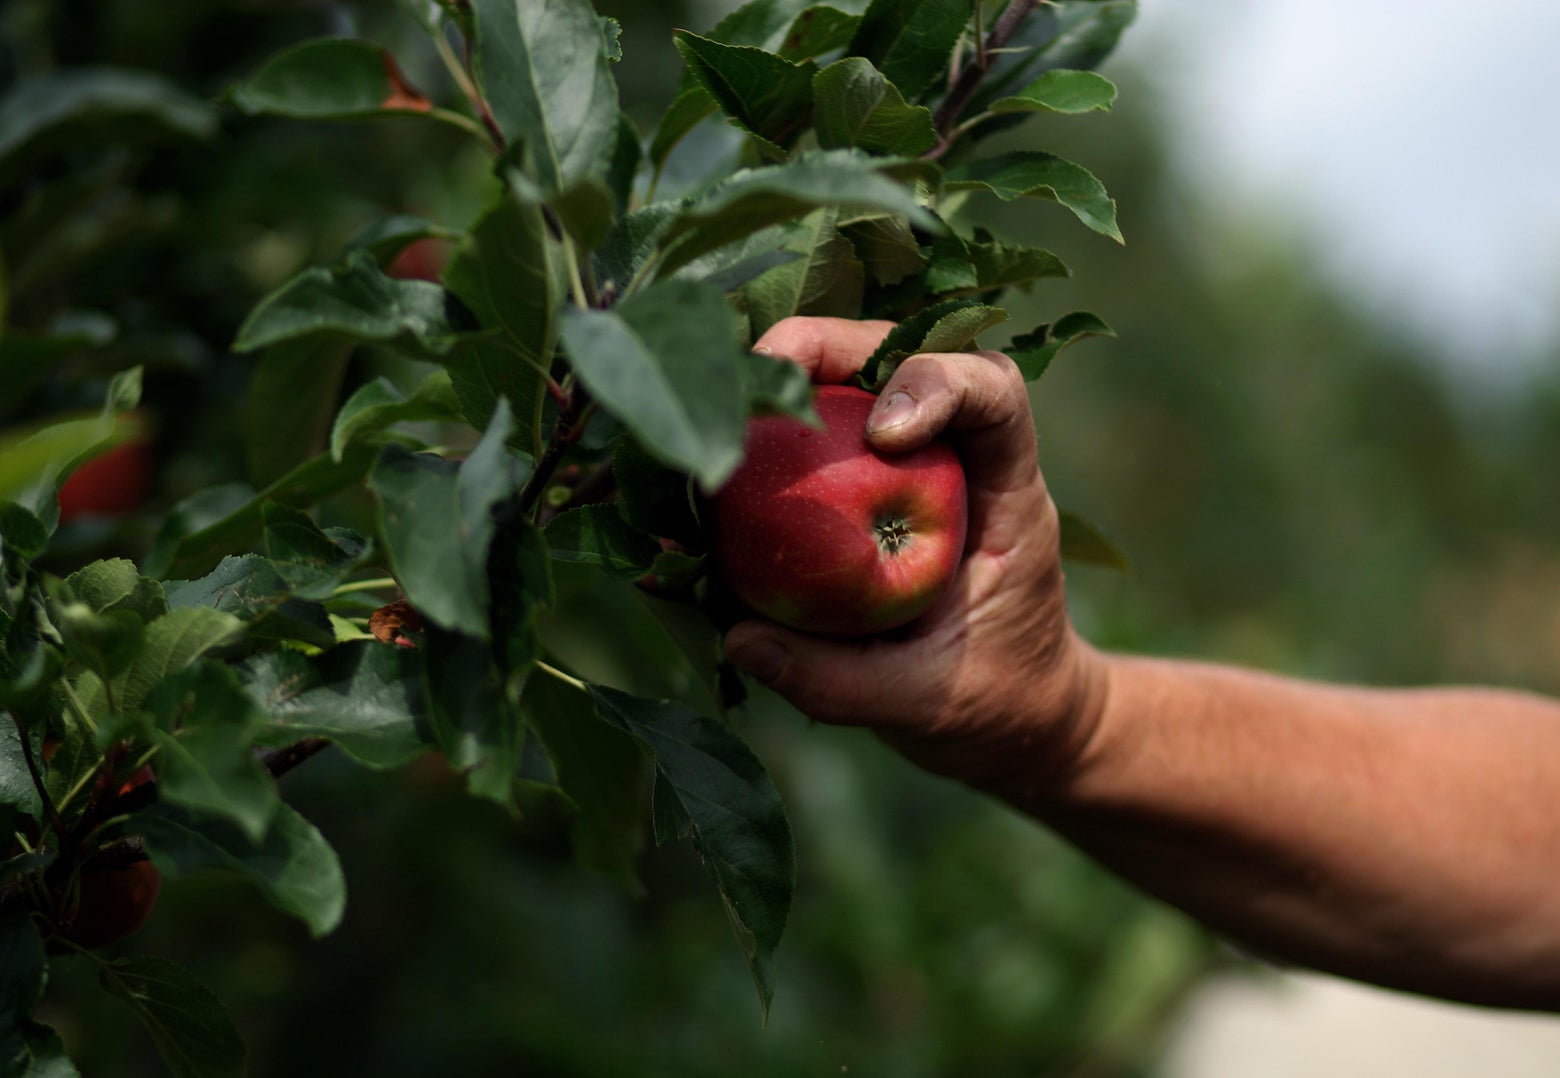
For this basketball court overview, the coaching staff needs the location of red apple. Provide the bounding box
[713,385,967,637]
[385,236,449,282]
[57,438,152,522]
[60,859,162,950]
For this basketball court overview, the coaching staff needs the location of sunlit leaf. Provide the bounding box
[945,152,1121,241]
[990,69,1117,115]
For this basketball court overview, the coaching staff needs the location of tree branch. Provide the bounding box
[927,0,1040,160]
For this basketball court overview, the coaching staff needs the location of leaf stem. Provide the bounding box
[60,677,100,737]
[433,19,506,154]
[8,711,67,841]
[428,107,491,144]
[331,577,400,597]
[561,237,592,310]
[535,659,587,692]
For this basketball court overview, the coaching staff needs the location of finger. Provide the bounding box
[752,316,896,384]
[864,350,1040,497]
[724,619,940,729]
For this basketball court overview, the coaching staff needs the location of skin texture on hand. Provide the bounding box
[726,315,1560,1012]
[723,317,1107,790]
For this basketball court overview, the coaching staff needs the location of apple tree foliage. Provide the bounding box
[0,0,1136,1072]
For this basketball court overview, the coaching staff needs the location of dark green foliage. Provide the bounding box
[0,0,1207,1073]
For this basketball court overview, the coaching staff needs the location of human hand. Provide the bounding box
[723,317,1108,795]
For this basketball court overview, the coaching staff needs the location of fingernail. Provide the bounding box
[867,391,916,434]
[730,637,787,684]
[752,345,773,356]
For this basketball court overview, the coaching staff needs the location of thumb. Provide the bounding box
[724,620,913,729]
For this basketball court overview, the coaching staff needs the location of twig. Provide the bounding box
[927,0,1040,160]
[262,738,331,779]
[9,712,67,841]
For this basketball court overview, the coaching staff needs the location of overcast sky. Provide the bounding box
[1111,0,1560,383]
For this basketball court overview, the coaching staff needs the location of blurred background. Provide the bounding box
[4,0,1559,1073]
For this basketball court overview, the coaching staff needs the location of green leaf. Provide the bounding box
[990,69,1117,115]
[441,187,559,438]
[656,150,940,279]
[858,297,1008,389]
[612,437,701,550]
[0,721,42,821]
[109,607,247,717]
[964,1,1136,116]
[1058,509,1130,573]
[671,226,802,295]
[142,801,345,937]
[522,672,645,890]
[812,57,936,155]
[944,151,1122,242]
[848,0,969,100]
[921,232,1069,297]
[231,38,439,121]
[420,628,521,805]
[162,555,334,650]
[560,280,746,490]
[743,207,865,336]
[470,0,618,193]
[261,503,369,600]
[244,338,353,487]
[50,601,144,682]
[1006,310,1114,380]
[0,69,216,190]
[0,913,81,1078]
[329,371,462,462]
[233,250,457,357]
[588,685,794,1023]
[242,643,429,769]
[150,442,385,580]
[839,213,926,285]
[369,403,526,639]
[145,664,279,844]
[544,506,661,578]
[673,33,816,156]
[60,560,166,621]
[774,5,861,60]
[97,957,245,1078]
[742,351,820,422]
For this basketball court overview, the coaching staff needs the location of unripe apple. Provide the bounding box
[713,385,968,637]
[60,859,162,950]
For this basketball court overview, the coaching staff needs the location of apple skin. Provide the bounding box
[713,385,968,637]
[61,859,162,950]
[57,438,152,523]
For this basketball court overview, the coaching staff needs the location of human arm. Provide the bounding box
[725,316,1560,1011]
